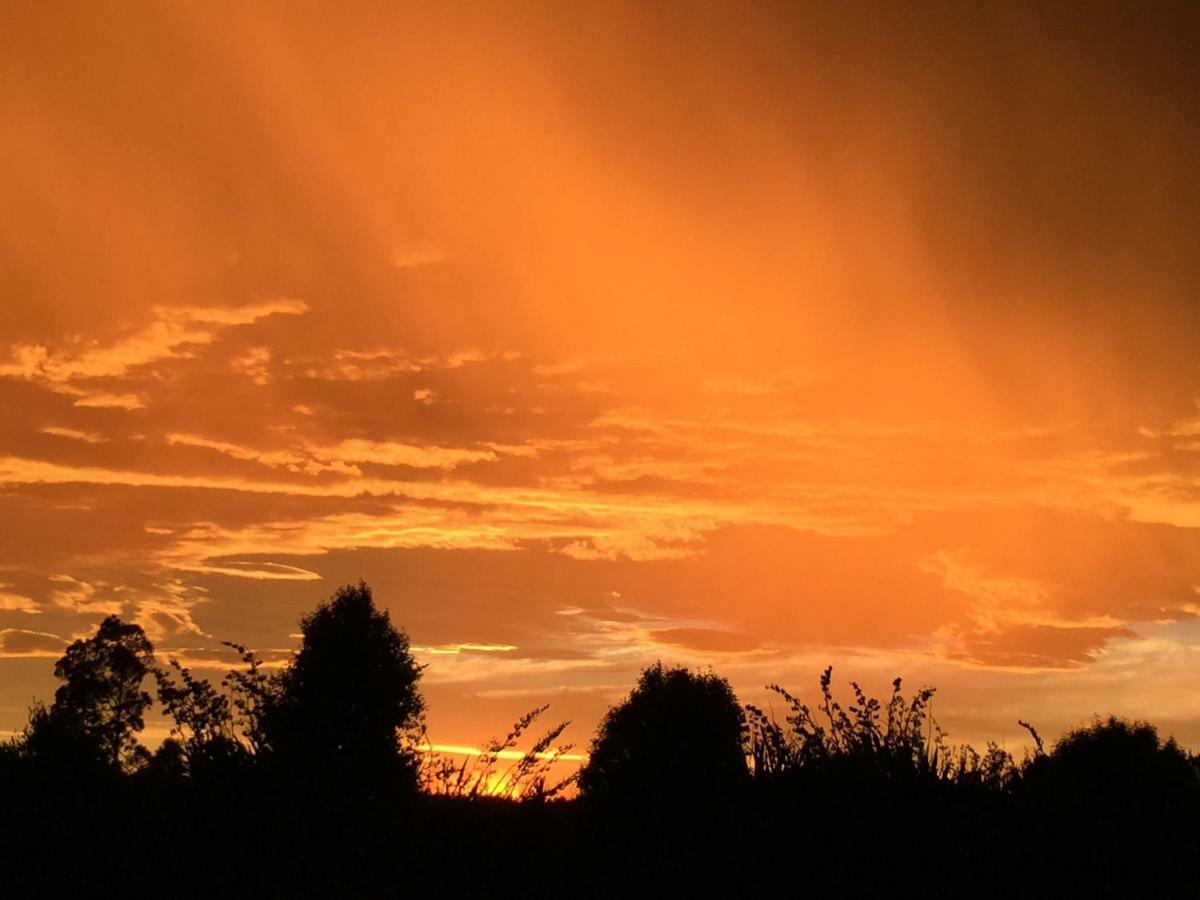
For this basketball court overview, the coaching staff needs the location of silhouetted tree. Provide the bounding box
[578,662,748,805]
[265,581,425,790]
[154,658,248,777]
[23,616,154,771]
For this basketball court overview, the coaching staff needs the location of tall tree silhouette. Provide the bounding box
[265,582,425,790]
[23,616,154,771]
[579,662,748,804]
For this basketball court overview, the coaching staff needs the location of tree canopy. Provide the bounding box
[265,581,425,788]
[24,615,154,771]
[578,662,748,804]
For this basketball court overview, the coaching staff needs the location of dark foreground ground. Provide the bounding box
[2,768,1194,898]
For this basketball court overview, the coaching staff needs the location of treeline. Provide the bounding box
[2,582,1198,897]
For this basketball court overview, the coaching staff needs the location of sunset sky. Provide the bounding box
[3,1,1200,761]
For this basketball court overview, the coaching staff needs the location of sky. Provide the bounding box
[2,1,1200,763]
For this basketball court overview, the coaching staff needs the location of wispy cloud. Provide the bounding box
[0,299,308,386]
[40,426,107,444]
[0,628,64,658]
[0,586,41,615]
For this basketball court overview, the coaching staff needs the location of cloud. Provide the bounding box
[165,433,330,474]
[40,426,106,444]
[164,433,501,474]
[154,513,521,579]
[919,549,1126,634]
[0,299,308,386]
[160,298,308,327]
[298,347,521,382]
[0,628,64,658]
[179,561,322,582]
[938,622,1134,670]
[230,346,273,385]
[417,652,604,687]
[41,383,146,410]
[646,627,762,653]
[128,580,210,643]
[47,575,124,615]
[0,586,41,615]
[300,349,420,382]
[69,390,145,410]
[314,439,497,470]
[557,536,701,562]
[412,641,518,656]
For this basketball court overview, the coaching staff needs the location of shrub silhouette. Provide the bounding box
[745,666,1020,792]
[22,615,154,771]
[264,581,425,791]
[1012,716,1200,891]
[578,662,748,805]
[746,667,944,780]
[1023,716,1200,828]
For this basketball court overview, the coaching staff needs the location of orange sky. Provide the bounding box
[3,1,1200,760]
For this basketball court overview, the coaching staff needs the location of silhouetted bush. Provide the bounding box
[1023,717,1200,833]
[578,662,748,806]
[1001,716,1200,892]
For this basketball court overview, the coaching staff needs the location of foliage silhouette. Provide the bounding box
[4,585,1200,896]
[747,667,942,777]
[1023,716,1200,828]
[746,666,1021,793]
[23,615,154,771]
[219,640,278,755]
[264,581,425,791]
[153,657,248,777]
[578,662,748,805]
[1015,716,1200,892]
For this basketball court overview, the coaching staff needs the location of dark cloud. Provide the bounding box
[0,628,64,657]
[946,623,1136,671]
